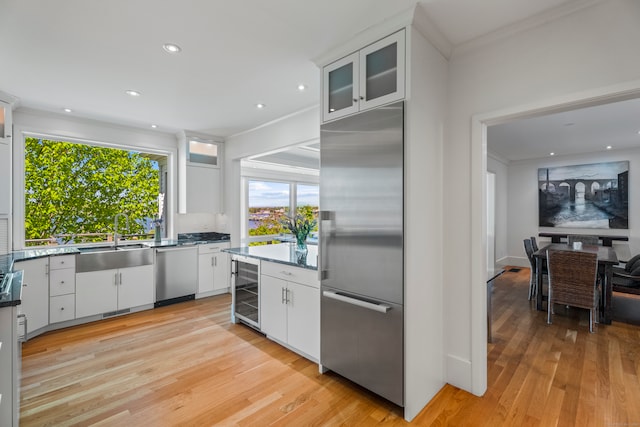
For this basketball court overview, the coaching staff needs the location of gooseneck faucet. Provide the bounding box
[114,213,129,247]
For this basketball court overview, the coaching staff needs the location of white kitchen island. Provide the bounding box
[224,243,319,362]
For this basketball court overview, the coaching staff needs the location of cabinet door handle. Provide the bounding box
[281,287,286,304]
[115,273,119,286]
[286,288,291,305]
[120,272,123,285]
[280,270,292,276]
[211,256,215,267]
[214,256,217,267]
[45,263,49,276]
[353,98,358,103]
[61,280,65,284]
[60,307,65,311]
[17,313,27,342]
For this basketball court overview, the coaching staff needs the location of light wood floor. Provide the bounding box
[20,268,640,426]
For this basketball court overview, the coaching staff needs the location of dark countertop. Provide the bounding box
[224,243,318,270]
[0,232,231,307]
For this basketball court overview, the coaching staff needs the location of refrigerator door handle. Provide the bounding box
[318,210,334,281]
[322,290,391,313]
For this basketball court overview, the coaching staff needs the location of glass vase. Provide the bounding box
[295,238,308,264]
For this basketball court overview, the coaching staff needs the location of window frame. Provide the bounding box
[15,131,175,249]
[241,172,319,246]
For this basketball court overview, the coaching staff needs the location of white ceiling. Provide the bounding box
[488,97,640,162]
[0,0,582,138]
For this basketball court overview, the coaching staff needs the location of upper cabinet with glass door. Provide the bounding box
[322,30,405,122]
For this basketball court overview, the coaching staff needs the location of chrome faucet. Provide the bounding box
[114,213,129,247]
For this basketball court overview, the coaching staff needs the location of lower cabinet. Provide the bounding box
[76,265,154,318]
[260,262,319,361]
[0,305,19,426]
[14,257,49,335]
[197,243,230,294]
[49,255,76,323]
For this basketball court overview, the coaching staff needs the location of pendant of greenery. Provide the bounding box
[25,137,160,245]
[280,213,317,245]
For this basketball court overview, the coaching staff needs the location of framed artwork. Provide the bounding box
[538,161,628,229]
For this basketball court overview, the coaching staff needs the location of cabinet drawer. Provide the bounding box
[261,261,319,288]
[198,243,229,255]
[50,294,75,323]
[49,268,76,296]
[49,255,76,270]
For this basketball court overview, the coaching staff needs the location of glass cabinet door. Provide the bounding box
[359,30,405,111]
[323,52,359,122]
[0,103,5,139]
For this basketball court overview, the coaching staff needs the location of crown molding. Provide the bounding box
[452,0,604,58]
[0,89,19,106]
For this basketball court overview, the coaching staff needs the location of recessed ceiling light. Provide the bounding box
[63,108,72,113]
[256,103,265,109]
[163,43,182,54]
[125,90,141,97]
[297,84,306,91]
[606,145,612,150]
[550,152,555,156]
[329,108,336,112]
[151,124,157,129]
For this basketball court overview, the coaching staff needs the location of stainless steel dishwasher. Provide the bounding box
[154,246,198,307]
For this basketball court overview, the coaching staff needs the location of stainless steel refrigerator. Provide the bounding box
[319,101,404,406]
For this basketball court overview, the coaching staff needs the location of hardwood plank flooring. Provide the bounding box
[20,267,640,426]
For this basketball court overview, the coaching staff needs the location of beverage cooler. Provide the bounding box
[231,255,260,329]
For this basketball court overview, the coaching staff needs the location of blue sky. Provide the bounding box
[248,180,318,208]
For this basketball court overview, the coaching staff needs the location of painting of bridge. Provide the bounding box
[538,161,628,229]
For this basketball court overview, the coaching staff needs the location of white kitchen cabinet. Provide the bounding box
[49,268,75,297]
[322,30,405,122]
[0,100,11,215]
[0,305,19,426]
[49,294,75,323]
[76,265,153,318]
[260,262,319,361]
[15,257,49,336]
[117,265,154,309]
[197,243,230,295]
[76,269,118,317]
[186,163,221,214]
[49,254,77,323]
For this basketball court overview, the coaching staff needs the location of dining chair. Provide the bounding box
[567,234,599,246]
[612,253,640,295]
[546,249,599,332]
[530,236,539,252]
[524,239,547,300]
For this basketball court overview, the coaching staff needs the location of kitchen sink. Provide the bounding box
[76,245,153,272]
[76,243,147,253]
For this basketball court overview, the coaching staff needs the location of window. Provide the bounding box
[246,179,318,245]
[24,137,167,247]
[188,139,219,166]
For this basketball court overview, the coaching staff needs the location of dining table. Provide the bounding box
[533,243,619,325]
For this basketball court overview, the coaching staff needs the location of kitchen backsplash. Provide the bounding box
[174,213,229,234]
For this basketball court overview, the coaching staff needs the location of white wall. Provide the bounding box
[224,106,320,247]
[445,0,640,394]
[487,154,508,265]
[504,148,639,266]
